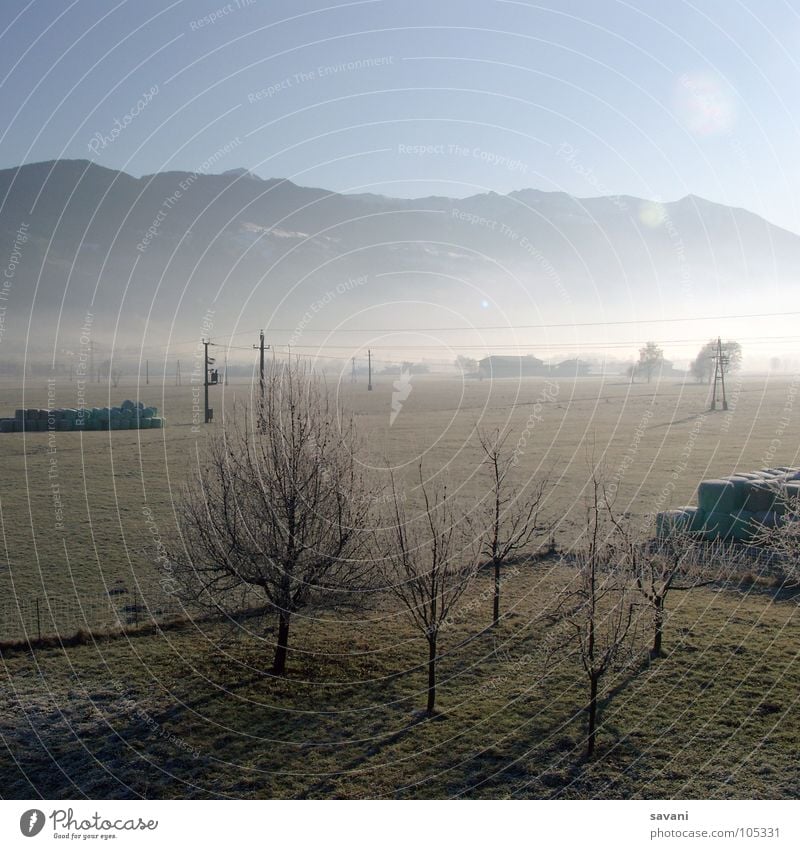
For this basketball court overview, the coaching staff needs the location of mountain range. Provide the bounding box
[1,159,797,363]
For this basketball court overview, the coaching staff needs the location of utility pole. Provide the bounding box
[146,359,149,385]
[176,359,182,386]
[204,339,218,423]
[367,349,373,391]
[253,329,270,399]
[710,336,729,411]
[351,357,357,383]
[224,356,229,386]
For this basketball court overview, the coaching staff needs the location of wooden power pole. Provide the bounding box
[253,330,270,399]
[368,349,373,391]
[204,340,218,423]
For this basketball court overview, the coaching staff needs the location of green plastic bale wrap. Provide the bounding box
[656,508,703,538]
[725,476,752,501]
[729,509,758,541]
[751,511,780,529]
[0,419,14,433]
[150,417,164,428]
[744,482,779,512]
[778,482,800,514]
[700,511,735,540]
[697,479,742,514]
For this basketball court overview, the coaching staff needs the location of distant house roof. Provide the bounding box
[478,355,546,376]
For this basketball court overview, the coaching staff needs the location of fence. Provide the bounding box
[0,583,185,643]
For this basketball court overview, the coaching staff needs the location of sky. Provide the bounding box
[1,0,800,233]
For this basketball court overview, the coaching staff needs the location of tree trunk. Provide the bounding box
[272,612,291,675]
[587,673,599,758]
[652,595,664,658]
[492,559,501,627]
[426,635,437,715]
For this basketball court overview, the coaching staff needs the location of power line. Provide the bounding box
[123,309,800,352]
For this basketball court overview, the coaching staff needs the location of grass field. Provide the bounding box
[0,371,798,798]
[1,561,797,799]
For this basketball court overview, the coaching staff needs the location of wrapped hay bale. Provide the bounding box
[729,509,758,541]
[700,511,736,540]
[656,508,701,538]
[777,482,800,515]
[150,417,164,428]
[697,479,742,514]
[751,511,779,529]
[744,482,779,512]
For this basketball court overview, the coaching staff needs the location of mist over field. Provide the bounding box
[1,0,800,820]
[2,159,799,372]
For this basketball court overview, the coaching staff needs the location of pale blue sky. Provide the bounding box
[2,0,800,230]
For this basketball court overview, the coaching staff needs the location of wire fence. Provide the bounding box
[0,583,186,643]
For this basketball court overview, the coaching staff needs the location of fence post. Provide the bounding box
[36,598,41,642]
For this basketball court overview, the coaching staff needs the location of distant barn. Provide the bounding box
[478,355,590,379]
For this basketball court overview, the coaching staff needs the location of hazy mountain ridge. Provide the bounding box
[1,159,797,355]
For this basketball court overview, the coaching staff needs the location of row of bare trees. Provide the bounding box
[166,363,760,755]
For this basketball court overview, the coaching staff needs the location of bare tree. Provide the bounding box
[690,339,742,384]
[381,466,480,716]
[478,427,550,628]
[550,474,646,757]
[638,341,664,383]
[169,362,376,675]
[751,491,800,588]
[632,531,718,658]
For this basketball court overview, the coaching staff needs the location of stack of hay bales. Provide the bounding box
[656,467,800,541]
[0,401,164,433]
